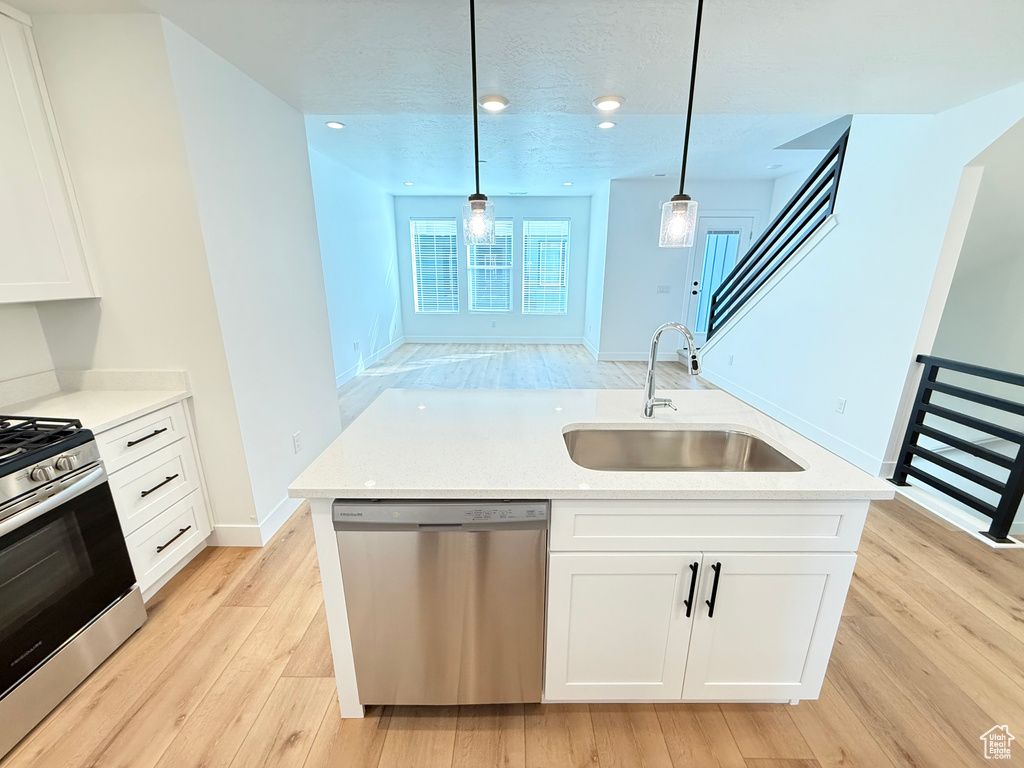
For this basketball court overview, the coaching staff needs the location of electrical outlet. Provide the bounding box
[727,354,734,366]
[656,285,671,294]
[835,397,847,415]
[491,320,497,328]
[292,431,302,453]
[352,341,360,352]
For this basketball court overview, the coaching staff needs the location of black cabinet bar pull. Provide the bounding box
[126,428,168,447]
[140,474,179,498]
[683,561,699,617]
[156,525,191,553]
[705,562,722,617]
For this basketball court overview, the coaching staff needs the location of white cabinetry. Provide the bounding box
[94,400,211,599]
[545,552,699,701]
[682,552,855,701]
[544,500,859,704]
[0,8,97,303]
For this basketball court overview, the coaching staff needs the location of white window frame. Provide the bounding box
[410,218,459,313]
[467,218,513,313]
[522,218,570,315]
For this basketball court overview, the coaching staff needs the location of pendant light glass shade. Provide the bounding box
[463,194,495,245]
[659,194,698,247]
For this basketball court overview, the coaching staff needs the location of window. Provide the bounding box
[468,218,513,312]
[523,219,570,314]
[410,219,459,313]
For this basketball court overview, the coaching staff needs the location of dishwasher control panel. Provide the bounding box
[333,499,549,527]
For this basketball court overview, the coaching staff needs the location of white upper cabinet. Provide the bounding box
[0,9,97,303]
[681,552,855,702]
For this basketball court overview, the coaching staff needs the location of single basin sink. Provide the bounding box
[563,428,804,472]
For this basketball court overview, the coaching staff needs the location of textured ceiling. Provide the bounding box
[13,0,1024,192]
[14,0,1024,115]
[305,113,835,196]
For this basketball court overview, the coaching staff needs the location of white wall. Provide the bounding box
[700,84,1024,474]
[308,148,404,385]
[161,20,341,530]
[583,182,610,357]
[0,305,53,380]
[31,14,259,533]
[393,196,591,343]
[597,177,774,360]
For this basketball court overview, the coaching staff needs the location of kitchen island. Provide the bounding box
[289,388,893,717]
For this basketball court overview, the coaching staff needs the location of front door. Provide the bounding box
[683,217,754,346]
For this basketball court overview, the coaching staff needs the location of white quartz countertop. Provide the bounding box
[289,388,894,501]
[2,389,190,434]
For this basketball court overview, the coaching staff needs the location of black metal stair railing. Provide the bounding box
[890,355,1024,542]
[706,128,850,339]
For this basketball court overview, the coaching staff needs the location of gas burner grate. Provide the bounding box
[0,416,84,464]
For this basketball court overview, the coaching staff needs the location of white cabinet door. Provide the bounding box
[0,13,96,303]
[682,552,855,702]
[545,551,700,701]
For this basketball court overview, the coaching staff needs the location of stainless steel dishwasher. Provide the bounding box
[333,499,548,706]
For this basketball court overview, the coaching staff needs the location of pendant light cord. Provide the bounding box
[470,0,482,195]
[678,0,704,196]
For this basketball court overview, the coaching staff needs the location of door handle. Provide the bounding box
[140,474,179,498]
[126,427,168,447]
[705,562,722,617]
[683,561,699,617]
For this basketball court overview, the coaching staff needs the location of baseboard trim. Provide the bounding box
[209,496,303,547]
[702,368,884,474]
[896,485,1024,547]
[402,336,586,345]
[335,337,405,388]
[582,337,599,359]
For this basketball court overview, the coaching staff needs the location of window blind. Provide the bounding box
[468,218,513,312]
[410,219,459,313]
[523,219,570,314]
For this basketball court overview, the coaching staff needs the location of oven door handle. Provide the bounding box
[0,465,107,537]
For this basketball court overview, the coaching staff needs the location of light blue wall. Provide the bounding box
[309,148,404,386]
[393,196,591,342]
[583,182,610,357]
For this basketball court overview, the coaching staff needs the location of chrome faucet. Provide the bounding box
[642,322,701,418]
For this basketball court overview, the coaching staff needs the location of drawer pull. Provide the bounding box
[140,474,179,498]
[705,562,722,618]
[156,525,192,553]
[126,428,168,447]
[683,561,699,618]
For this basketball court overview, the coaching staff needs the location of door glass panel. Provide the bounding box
[695,230,741,334]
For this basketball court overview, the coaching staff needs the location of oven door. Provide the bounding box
[0,464,136,697]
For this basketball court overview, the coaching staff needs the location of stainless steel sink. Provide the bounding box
[563,428,804,472]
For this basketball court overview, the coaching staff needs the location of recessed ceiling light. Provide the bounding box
[479,95,509,112]
[598,121,616,129]
[593,96,624,111]
[563,182,573,186]
[766,164,783,170]
[652,173,667,177]
[404,181,415,186]
[325,121,345,130]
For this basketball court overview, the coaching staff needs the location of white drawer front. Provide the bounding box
[96,401,188,473]
[126,491,209,592]
[109,439,199,534]
[550,499,868,552]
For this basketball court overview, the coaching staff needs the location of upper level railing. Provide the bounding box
[706,129,850,339]
[890,355,1024,542]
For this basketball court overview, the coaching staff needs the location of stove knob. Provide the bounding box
[30,465,57,482]
[55,455,79,471]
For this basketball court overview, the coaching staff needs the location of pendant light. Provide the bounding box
[463,0,496,245]
[659,0,704,248]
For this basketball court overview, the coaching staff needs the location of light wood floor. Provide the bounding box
[335,343,711,427]
[5,344,1024,768]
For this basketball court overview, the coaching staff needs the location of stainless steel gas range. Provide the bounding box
[0,415,146,758]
